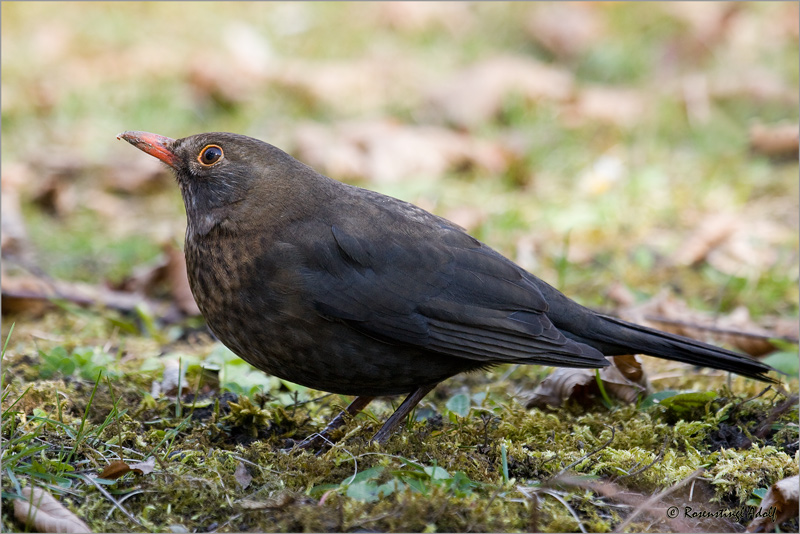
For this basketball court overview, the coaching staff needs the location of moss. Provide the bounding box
[707,445,796,504]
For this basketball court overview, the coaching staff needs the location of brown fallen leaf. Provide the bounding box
[423,55,574,129]
[617,290,799,357]
[271,57,427,114]
[115,243,200,317]
[533,470,743,533]
[746,475,799,532]
[97,458,154,480]
[98,460,132,480]
[237,492,296,510]
[128,456,155,476]
[163,245,200,316]
[1,269,161,318]
[234,461,253,490]
[681,73,712,126]
[375,1,475,34]
[101,153,172,195]
[13,486,92,533]
[564,85,648,128]
[704,219,793,278]
[662,2,741,56]
[152,358,190,398]
[749,122,799,159]
[31,176,78,218]
[674,213,739,266]
[524,355,650,409]
[1,163,31,255]
[709,68,798,105]
[674,212,794,276]
[524,3,605,60]
[605,282,636,308]
[292,119,512,183]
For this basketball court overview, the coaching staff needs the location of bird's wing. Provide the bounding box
[300,216,607,369]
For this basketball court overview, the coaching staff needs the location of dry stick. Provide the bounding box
[643,315,799,343]
[613,468,705,533]
[755,394,799,439]
[81,474,144,529]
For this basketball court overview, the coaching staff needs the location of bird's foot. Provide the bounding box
[284,395,374,452]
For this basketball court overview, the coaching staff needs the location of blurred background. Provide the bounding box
[2,5,799,531]
[2,1,798,356]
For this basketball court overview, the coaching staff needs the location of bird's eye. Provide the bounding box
[198,145,223,166]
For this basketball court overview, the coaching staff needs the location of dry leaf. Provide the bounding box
[749,123,799,159]
[709,68,798,105]
[102,153,172,195]
[152,358,190,398]
[163,245,200,316]
[705,219,792,278]
[115,243,200,317]
[565,86,647,128]
[128,456,155,476]
[682,73,712,126]
[234,461,253,489]
[606,282,636,308]
[292,120,511,183]
[524,356,650,408]
[32,176,78,218]
[524,3,605,59]
[13,486,92,533]
[441,206,487,232]
[1,163,31,256]
[98,460,132,480]
[375,2,475,34]
[746,475,799,532]
[617,291,799,357]
[187,38,425,115]
[272,57,426,114]
[237,492,296,510]
[674,213,739,266]
[1,271,157,317]
[663,2,741,53]
[674,213,793,277]
[423,55,574,129]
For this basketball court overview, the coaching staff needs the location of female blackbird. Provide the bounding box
[118,131,778,444]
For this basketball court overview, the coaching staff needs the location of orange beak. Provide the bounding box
[117,131,179,168]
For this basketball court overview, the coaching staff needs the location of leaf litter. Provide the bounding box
[2,2,798,532]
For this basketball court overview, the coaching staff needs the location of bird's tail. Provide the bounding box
[531,277,782,383]
[591,314,781,383]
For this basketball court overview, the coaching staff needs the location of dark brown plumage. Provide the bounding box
[118,130,778,444]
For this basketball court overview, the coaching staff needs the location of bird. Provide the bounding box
[118,130,779,445]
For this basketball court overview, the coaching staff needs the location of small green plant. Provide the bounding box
[36,345,122,381]
[310,456,485,502]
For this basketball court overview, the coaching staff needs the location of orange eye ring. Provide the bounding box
[198,145,224,166]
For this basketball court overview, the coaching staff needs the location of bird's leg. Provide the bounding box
[371,383,438,444]
[293,395,374,450]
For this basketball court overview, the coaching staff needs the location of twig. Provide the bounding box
[80,474,143,528]
[642,315,799,343]
[552,425,615,479]
[614,432,670,481]
[613,468,704,532]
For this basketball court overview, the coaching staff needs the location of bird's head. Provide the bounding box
[118,131,310,236]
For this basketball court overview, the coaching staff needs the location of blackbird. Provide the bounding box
[118,130,778,444]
